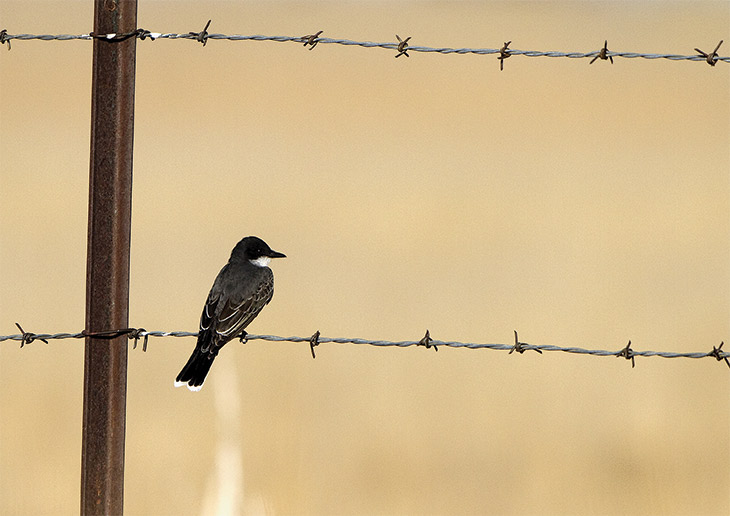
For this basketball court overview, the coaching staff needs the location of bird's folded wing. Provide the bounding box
[213,277,274,340]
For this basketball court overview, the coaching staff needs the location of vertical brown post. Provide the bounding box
[81,1,138,514]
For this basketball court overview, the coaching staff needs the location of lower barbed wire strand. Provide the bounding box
[0,330,726,363]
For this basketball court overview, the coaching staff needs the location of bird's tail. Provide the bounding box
[175,348,216,391]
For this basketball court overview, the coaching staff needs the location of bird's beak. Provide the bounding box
[269,250,286,259]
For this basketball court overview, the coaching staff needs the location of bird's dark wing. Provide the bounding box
[199,266,274,354]
[215,274,274,339]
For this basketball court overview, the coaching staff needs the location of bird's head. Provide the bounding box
[232,236,286,267]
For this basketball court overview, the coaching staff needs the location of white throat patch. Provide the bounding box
[250,256,271,267]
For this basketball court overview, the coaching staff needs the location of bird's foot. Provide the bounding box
[238,331,248,344]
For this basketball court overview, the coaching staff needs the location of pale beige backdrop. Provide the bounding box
[1,1,728,515]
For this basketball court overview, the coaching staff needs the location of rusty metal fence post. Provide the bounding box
[81,0,138,514]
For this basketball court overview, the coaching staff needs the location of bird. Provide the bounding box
[175,236,285,391]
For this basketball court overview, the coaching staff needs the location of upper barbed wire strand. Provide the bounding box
[1,30,727,65]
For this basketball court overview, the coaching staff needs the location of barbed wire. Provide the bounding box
[1,324,727,369]
[0,25,726,67]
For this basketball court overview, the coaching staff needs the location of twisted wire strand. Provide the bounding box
[1,31,727,64]
[1,330,727,365]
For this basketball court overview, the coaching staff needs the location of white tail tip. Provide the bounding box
[174,380,203,392]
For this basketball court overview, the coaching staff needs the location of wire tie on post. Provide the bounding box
[129,328,149,351]
[617,340,635,368]
[114,30,140,42]
[694,40,723,66]
[83,328,135,339]
[590,40,613,64]
[709,341,729,368]
[309,330,320,359]
[498,41,511,71]
[417,329,437,351]
[89,31,138,42]
[190,19,212,46]
[0,29,10,51]
[395,35,410,58]
[301,30,323,50]
[15,322,48,348]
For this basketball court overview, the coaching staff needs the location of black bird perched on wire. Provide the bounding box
[175,236,286,391]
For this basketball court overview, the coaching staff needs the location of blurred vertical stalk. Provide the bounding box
[81,0,138,515]
[202,359,245,516]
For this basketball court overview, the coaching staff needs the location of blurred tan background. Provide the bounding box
[1,1,728,515]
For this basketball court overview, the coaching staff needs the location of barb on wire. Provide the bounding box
[617,340,635,368]
[395,34,410,58]
[2,326,728,370]
[301,30,323,50]
[590,40,613,64]
[498,41,511,71]
[189,19,212,46]
[709,341,729,368]
[129,328,149,351]
[14,322,48,348]
[309,330,320,358]
[136,29,156,41]
[509,330,542,354]
[695,40,723,66]
[417,329,437,351]
[1,28,728,66]
[1,29,10,50]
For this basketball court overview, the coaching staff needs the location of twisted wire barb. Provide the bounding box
[1,328,727,367]
[1,30,728,65]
